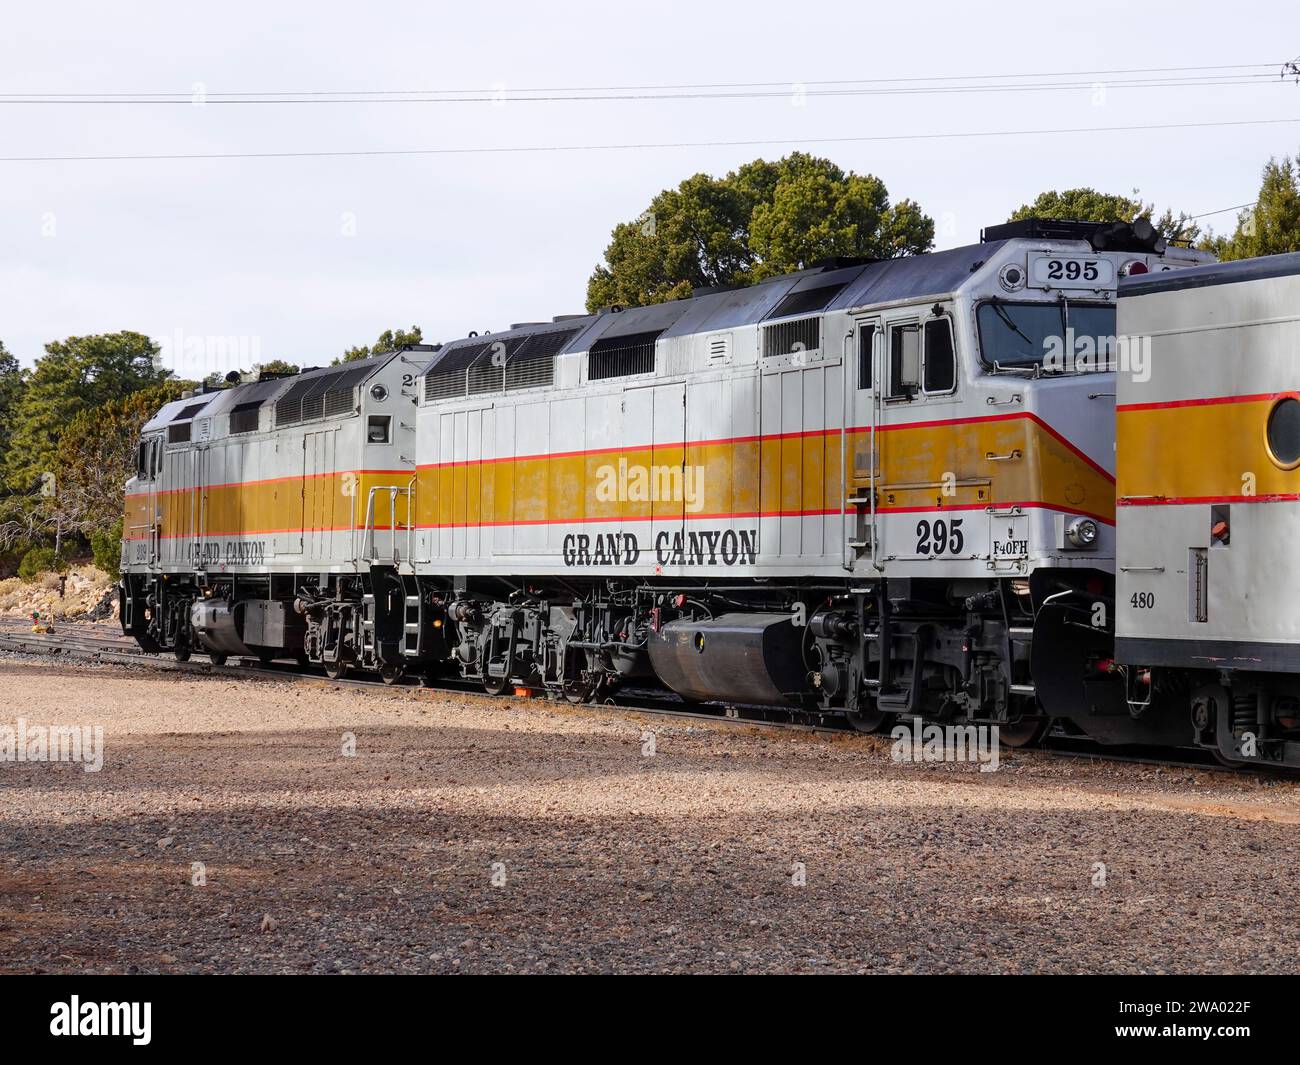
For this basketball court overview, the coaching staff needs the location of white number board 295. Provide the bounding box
[1030,255,1115,289]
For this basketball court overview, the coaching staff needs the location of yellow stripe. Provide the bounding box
[1118,398,1300,502]
[125,417,1114,541]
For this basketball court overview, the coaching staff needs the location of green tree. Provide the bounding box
[1202,154,1300,261]
[338,326,423,364]
[255,359,301,378]
[49,382,187,540]
[586,153,935,310]
[1009,188,1199,244]
[0,342,26,470]
[3,331,169,493]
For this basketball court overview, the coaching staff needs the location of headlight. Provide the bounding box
[1066,517,1099,549]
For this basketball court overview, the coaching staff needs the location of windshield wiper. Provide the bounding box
[990,297,1035,347]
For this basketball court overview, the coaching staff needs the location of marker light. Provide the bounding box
[1067,517,1099,549]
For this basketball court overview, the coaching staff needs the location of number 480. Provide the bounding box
[915,517,964,556]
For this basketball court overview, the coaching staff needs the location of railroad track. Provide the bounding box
[0,620,843,735]
[0,619,1262,770]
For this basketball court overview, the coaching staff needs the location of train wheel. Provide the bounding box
[483,670,510,696]
[846,706,896,734]
[257,651,276,666]
[563,678,596,704]
[209,653,227,667]
[999,715,1048,748]
[324,659,349,681]
[174,646,191,663]
[380,664,404,686]
[845,687,895,734]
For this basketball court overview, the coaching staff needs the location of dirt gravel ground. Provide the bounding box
[2,651,1299,974]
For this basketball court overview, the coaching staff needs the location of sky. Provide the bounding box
[1,0,1298,381]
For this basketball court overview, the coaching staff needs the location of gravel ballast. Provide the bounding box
[2,654,1298,974]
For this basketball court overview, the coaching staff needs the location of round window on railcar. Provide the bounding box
[1265,396,1300,469]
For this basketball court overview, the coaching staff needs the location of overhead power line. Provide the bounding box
[3,115,1297,164]
[1189,200,1259,219]
[0,61,1283,99]
[0,71,1285,105]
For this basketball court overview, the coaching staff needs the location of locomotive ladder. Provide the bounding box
[358,477,425,663]
[360,477,417,569]
[842,325,882,571]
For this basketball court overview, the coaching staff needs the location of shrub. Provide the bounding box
[92,518,123,580]
[18,546,62,581]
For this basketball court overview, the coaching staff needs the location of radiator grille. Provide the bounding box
[588,330,661,380]
[762,316,820,357]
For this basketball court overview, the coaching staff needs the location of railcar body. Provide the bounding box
[406,219,1207,740]
[119,351,438,677]
[1111,252,1300,766]
[120,217,1234,756]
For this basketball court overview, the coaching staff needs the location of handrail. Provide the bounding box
[362,481,417,568]
[869,326,883,572]
[840,330,852,571]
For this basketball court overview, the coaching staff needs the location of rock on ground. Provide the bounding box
[1,654,1298,974]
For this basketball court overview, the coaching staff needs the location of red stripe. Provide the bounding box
[412,500,1114,530]
[125,500,1113,540]
[1119,492,1300,507]
[127,524,408,541]
[126,468,413,500]
[1117,391,1300,413]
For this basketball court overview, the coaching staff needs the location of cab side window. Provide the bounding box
[857,325,875,390]
[888,323,920,399]
[136,437,162,480]
[923,317,956,394]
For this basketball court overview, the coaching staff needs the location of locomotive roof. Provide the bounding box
[422,241,1006,375]
[142,354,391,432]
[1119,249,1300,297]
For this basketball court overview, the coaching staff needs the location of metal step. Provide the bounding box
[877,690,911,711]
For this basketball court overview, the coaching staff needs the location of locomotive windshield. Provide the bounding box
[976,298,1116,373]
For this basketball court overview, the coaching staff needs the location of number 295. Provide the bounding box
[915,517,964,556]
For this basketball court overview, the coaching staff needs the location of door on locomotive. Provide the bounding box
[129,436,161,568]
[624,380,687,562]
[869,306,967,567]
[846,315,881,569]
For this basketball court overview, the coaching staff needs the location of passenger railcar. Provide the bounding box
[1105,251,1300,766]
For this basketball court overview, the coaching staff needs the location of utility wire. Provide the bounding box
[3,116,1297,164]
[0,73,1283,104]
[1188,200,1258,219]
[0,61,1282,98]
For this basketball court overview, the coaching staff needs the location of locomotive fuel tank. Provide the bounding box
[648,613,807,707]
[190,599,253,658]
[191,598,305,657]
